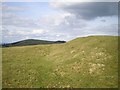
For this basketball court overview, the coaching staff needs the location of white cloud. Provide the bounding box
[50,1,77,8]
[3,27,47,36]
[39,12,72,27]
[2,13,39,27]
[2,4,26,12]
[32,29,47,34]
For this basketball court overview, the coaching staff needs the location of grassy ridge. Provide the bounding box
[2,36,118,88]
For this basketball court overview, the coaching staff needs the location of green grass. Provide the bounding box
[2,36,118,88]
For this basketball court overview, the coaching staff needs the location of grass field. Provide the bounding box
[2,36,118,88]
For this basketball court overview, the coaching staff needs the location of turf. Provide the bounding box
[2,36,118,88]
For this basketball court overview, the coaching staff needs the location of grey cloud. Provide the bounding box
[101,19,106,22]
[60,2,118,19]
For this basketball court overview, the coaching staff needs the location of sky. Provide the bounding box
[1,1,118,43]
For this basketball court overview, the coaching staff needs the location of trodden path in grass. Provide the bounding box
[2,36,118,88]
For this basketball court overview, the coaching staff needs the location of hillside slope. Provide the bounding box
[2,36,118,88]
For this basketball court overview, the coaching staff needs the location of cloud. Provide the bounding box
[2,2,118,43]
[32,29,48,34]
[2,4,39,28]
[2,4,26,12]
[2,15,39,29]
[2,26,47,36]
[1,3,48,43]
[40,14,118,41]
[38,12,72,27]
[2,14,39,27]
[2,25,49,43]
[50,0,119,3]
[48,2,118,40]
[82,16,118,35]
[2,0,51,2]
[51,2,118,19]
[2,0,119,2]
[13,29,46,35]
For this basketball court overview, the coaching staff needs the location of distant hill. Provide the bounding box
[2,39,66,47]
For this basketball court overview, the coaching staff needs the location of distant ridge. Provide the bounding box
[2,39,66,47]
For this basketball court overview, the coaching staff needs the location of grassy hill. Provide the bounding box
[2,36,118,88]
[2,39,66,47]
